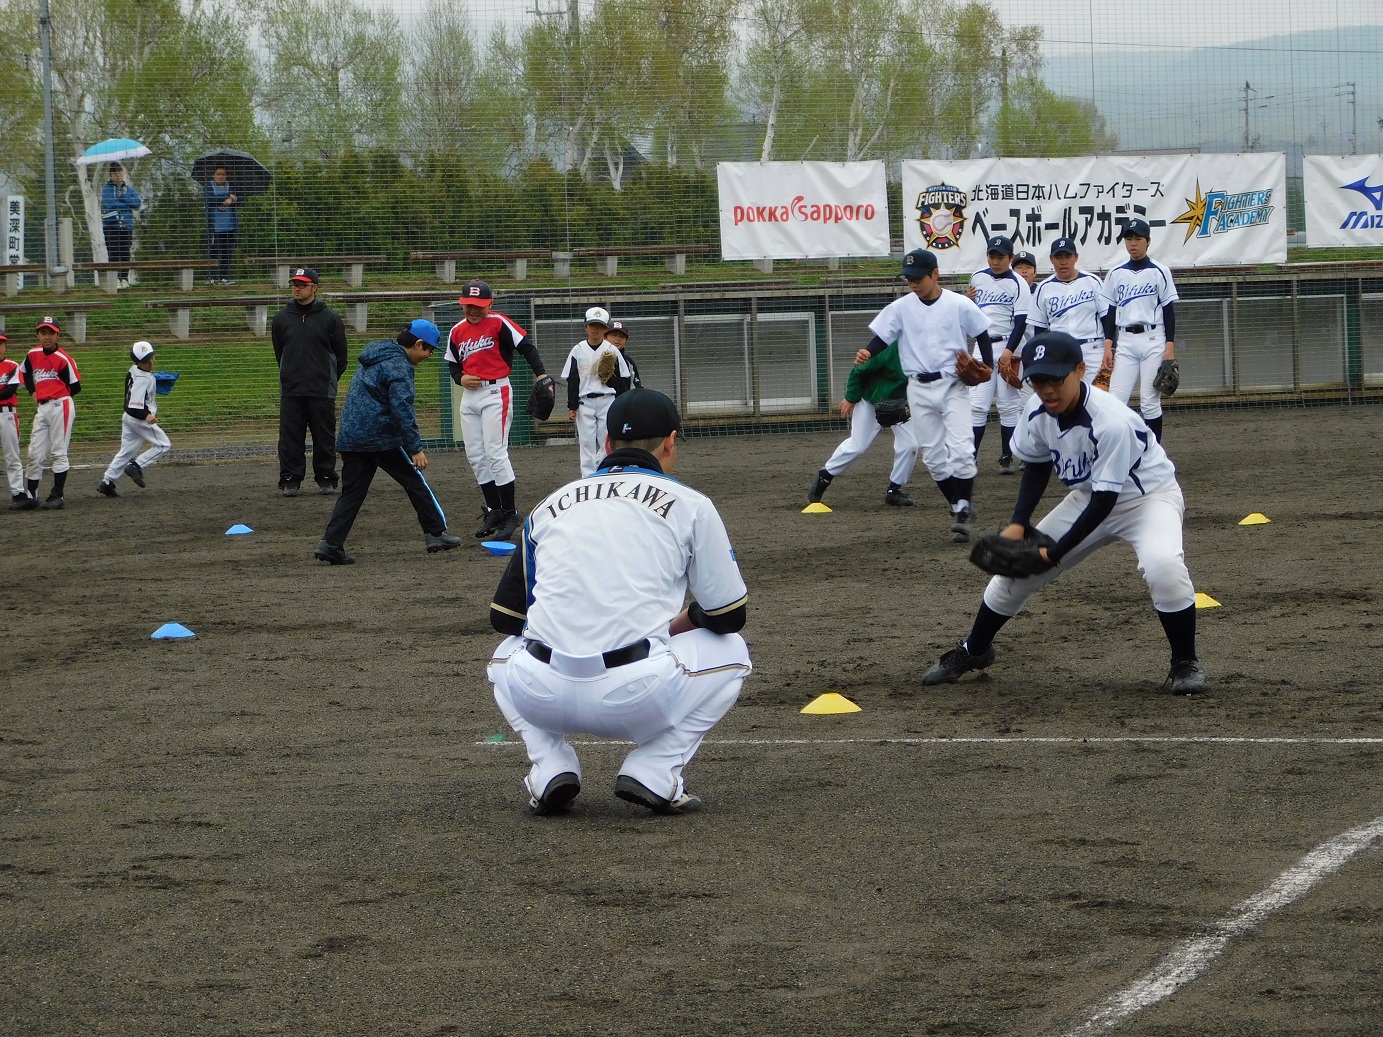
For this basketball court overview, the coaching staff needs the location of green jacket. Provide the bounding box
[844,343,908,404]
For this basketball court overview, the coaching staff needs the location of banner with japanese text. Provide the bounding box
[900,155,1286,274]
[5,196,23,267]
[1303,155,1383,247]
[716,162,890,260]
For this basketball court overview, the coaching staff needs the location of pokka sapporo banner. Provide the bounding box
[1303,155,1383,247]
[900,154,1287,274]
[716,161,891,261]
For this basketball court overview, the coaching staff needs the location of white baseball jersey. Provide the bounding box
[123,364,159,418]
[1103,258,1179,329]
[1010,383,1176,501]
[1029,272,1110,340]
[869,290,990,376]
[562,340,628,401]
[967,268,1031,344]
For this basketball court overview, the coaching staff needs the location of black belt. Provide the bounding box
[1121,324,1156,334]
[526,639,650,668]
[583,392,614,399]
[913,372,942,383]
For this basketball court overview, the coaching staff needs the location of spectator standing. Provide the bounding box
[100,163,142,289]
[203,166,239,285]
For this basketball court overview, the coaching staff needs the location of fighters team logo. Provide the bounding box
[1172,181,1275,242]
[915,184,968,250]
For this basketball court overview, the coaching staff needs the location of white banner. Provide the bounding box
[716,162,890,261]
[900,155,1287,274]
[1304,155,1383,247]
[5,195,23,267]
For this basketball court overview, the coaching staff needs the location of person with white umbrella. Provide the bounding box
[101,163,142,288]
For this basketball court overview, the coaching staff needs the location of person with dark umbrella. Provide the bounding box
[203,166,239,285]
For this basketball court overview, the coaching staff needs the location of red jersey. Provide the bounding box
[445,312,543,382]
[22,347,81,403]
[0,358,21,407]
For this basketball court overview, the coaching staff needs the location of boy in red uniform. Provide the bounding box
[18,316,81,510]
[0,333,26,506]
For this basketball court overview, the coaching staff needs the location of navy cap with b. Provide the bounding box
[607,388,682,441]
[289,267,319,284]
[986,235,1014,256]
[900,248,938,279]
[1049,237,1078,256]
[1119,217,1152,240]
[1012,250,1037,267]
[1021,332,1085,380]
[459,279,494,307]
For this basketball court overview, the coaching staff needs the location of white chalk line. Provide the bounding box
[476,735,1383,747]
[1062,811,1383,1037]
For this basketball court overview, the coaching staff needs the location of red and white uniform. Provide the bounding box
[0,357,23,496]
[102,364,173,484]
[21,346,80,479]
[445,312,545,486]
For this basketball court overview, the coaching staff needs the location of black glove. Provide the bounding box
[872,398,911,427]
[969,530,1058,579]
[527,375,556,421]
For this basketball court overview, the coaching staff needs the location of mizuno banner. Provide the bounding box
[716,162,891,261]
[1303,155,1383,247]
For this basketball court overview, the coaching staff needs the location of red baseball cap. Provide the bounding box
[36,316,61,333]
[0,332,8,343]
[459,280,494,307]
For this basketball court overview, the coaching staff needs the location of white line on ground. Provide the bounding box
[1062,811,1383,1037]
[476,736,1383,747]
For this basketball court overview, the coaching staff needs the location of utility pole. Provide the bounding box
[1336,82,1357,154]
[39,0,59,283]
[1242,82,1253,152]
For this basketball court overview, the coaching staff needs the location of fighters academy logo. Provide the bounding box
[915,184,968,250]
[1339,176,1383,230]
[1171,181,1275,242]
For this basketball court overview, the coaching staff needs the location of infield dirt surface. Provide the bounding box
[3,404,1381,1036]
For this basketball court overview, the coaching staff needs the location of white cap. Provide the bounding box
[131,341,156,362]
[584,306,611,327]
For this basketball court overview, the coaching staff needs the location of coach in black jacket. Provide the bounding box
[272,267,349,496]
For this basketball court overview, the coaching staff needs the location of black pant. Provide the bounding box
[103,225,132,279]
[322,449,446,546]
[209,230,236,280]
[278,394,337,487]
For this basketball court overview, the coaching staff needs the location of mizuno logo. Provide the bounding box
[1341,178,1383,211]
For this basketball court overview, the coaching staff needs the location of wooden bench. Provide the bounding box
[661,279,794,293]
[327,290,459,334]
[562,244,710,277]
[74,258,218,295]
[248,254,388,289]
[0,299,114,343]
[143,295,284,340]
[410,249,550,284]
[3,263,46,297]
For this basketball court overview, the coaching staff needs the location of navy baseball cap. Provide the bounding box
[1119,217,1152,240]
[36,316,61,333]
[1049,237,1078,256]
[986,235,1014,256]
[901,248,938,279]
[404,318,440,349]
[607,388,681,441]
[459,280,493,307]
[1012,250,1037,267]
[1022,332,1085,380]
[607,320,630,338]
[289,267,319,284]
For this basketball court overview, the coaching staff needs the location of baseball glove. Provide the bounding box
[969,529,1058,579]
[595,348,619,384]
[1152,359,1180,396]
[1093,362,1113,391]
[956,353,993,387]
[873,398,911,427]
[526,375,556,421]
[997,354,1022,389]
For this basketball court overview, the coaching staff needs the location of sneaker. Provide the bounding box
[806,470,831,504]
[473,508,501,538]
[313,539,355,565]
[921,641,997,686]
[316,482,337,495]
[424,530,462,553]
[40,496,65,510]
[97,480,119,498]
[117,278,130,289]
[527,772,581,816]
[949,506,974,543]
[614,774,703,815]
[998,453,1015,475]
[125,461,145,488]
[1167,658,1208,695]
[11,493,37,511]
[281,483,301,498]
[220,279,235,286]
[491,509,521,541]
[884,487,915,507]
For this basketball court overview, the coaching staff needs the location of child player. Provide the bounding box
[97,341,172,497]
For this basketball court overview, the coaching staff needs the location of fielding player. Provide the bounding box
[487,388,751,816]
[18,316,81,510]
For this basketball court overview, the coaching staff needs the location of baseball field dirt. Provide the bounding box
[3,403,1380,1036]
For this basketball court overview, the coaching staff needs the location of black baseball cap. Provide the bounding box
[607,320,630,338]
[289,267,319,284]
[607,388,681,441]
[1049,237,1078,256]
[900,248,938,279]
[1021,332,1085,380]
[1012,250,1037,268]
[986,235,1014,256]
[459,280,494,307]
[1119,217,1152,240]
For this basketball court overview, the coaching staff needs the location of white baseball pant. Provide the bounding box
[1079,338,1105,385]
[490,628,752,803]
[981,479,1195,617]
[907,375,976,482]
[968,353,1023,429]
[102,414,172,483]
[576,394,616,476]
[26,398,75,479]
[1,406,23,495]
[823,400,918,485]
[460,379,515,485]
[1108,328,1168,420]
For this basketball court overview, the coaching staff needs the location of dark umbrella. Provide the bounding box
[191,149,273,199]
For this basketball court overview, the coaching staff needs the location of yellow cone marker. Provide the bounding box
[802,502,832,514]
[800,692,861,715]
[1194,592,1221,609]
[1239,512,1271,525]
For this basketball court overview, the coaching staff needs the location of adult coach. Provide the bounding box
[487,388,751,816]
[967,235,1031,474]
[854,248,993,542]
[1028,237,1110,384]
[445,279,554,542]
[920,332,1207,695]
[1102,217,1179,441]
[18,316,81,510]
[272,267,349,496]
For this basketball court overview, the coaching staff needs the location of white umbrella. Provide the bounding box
[75,137,151,166]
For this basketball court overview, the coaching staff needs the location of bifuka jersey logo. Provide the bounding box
[915,184,968,250]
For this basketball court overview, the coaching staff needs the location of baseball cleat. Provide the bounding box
[281,483,301,497]
[424,530,462,553]
[313,539,356,565]
[97,480,119,498]
[998,453,1015,474]
[491,509,521,542]
[316,481,337,495]
[10,494,38,511]
[527,771,581,816]
[922,641,997,685]
[614,774,703,815]
[473,508,502,538]
[807,470,832,504]
[125,460,146,487]
[950,506,974,542]
[39,496,65,510]
[884,487,915,507]
[1167,658,1208,694]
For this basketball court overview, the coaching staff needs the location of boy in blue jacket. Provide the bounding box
[314,320,462,564]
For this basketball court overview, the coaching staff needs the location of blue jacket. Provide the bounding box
[101,181,142,231]
[336,339,424,455]
[204,181,238,234]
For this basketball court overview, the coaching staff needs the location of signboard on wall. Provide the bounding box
[716,161,890,261]
[1303,155,1383,247]
[6,195,23,268]
[900,154,1287,274]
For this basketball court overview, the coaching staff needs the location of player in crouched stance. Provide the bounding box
[922,332,1207,694]
[487,389,751,816]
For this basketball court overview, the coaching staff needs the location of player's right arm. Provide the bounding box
[489,536,532,634]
